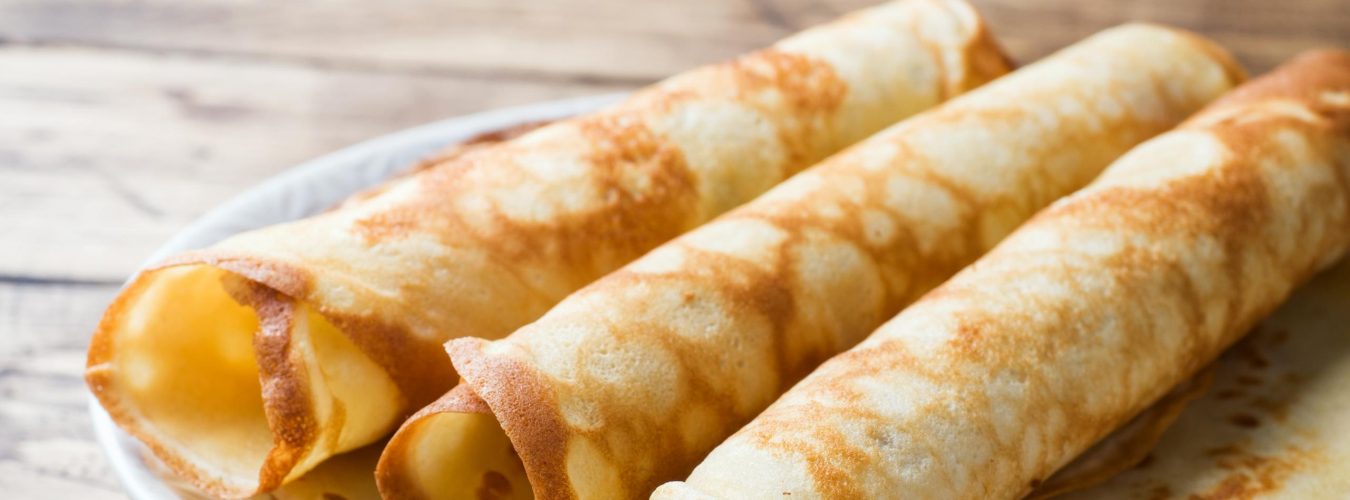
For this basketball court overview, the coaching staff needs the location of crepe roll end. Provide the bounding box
[377,385,532,500]
[85,257,402,497]
[378,338,555,500]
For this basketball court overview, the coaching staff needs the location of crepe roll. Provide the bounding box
[84,0,1012,495]
[377,25,1242,500]
[655,49,1350,500]
[1058,254,1350,499]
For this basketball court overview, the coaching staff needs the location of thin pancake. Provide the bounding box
[84,0,1011,496]
[654,49,1350,500]
[1058,245,1350,498]
[377,24,1243,500]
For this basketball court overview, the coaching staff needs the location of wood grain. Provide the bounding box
[0,0,1344,496]
[975,0,1349,71]
[0,46,628,282]
[0,281,123,498]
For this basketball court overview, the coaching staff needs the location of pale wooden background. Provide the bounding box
[0,0,1345,496]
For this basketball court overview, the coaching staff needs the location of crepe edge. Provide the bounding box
[944,0,1018,94]
[85,251,325,497]
[1165,24,1249,89]
[436,337,578,500]
[375,384,492,500]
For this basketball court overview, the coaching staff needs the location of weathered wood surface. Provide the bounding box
[0,0,1345,496]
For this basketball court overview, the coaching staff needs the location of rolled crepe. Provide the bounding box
[654,49,1350,500]
[1056,254,1350,499]
[378,25,1243,500]
[84,0,1012,495]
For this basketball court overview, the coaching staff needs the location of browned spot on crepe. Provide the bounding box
[716,49,849,166]
[1189,445,1322,500]
[1248,396,1294,423]
[1226,413,1261,429]
[353,214,420,244]
[354,109,699,260]
[728,49,847,114]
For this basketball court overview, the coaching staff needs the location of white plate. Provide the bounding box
[88,93,625,499]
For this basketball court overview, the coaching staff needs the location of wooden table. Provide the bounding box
[1,0,1344,496]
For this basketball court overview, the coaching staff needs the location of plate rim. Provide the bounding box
[87,92,626,499]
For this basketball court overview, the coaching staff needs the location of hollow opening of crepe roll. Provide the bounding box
[394,411,532,500]
[87,264,402,495]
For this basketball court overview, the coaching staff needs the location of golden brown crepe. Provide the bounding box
[1026,367,1217,499]
[653,49,1350,500]
[377,24,1243,500]
[1056,253,1350,500]
[154,441,385,500]
[84,0,1012,495]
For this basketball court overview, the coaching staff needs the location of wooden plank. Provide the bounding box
[0,0,855,83]
[972,0,1350,72]
[0,0,1344,78]
[0,281,124,498]
[0,45,630,282]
